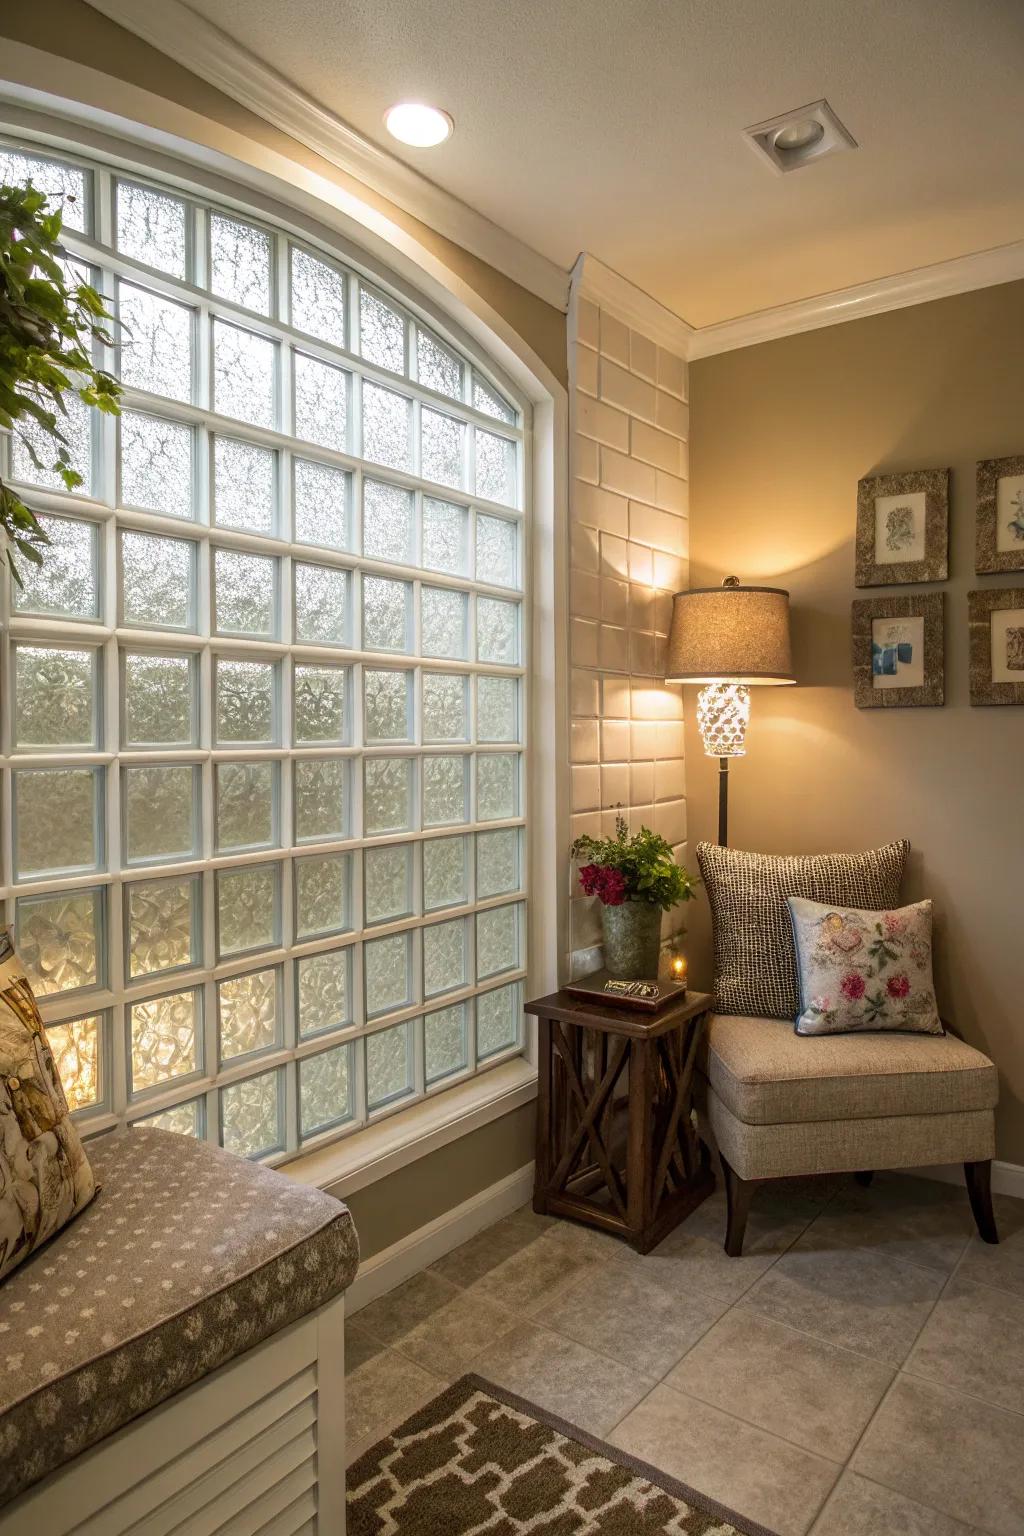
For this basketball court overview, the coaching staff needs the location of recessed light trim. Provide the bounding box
[384,102,453,148]
[744,99,856,174]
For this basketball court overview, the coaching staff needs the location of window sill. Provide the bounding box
[281,1058,538,1197]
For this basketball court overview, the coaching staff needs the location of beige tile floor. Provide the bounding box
[345,1171,1024,1536]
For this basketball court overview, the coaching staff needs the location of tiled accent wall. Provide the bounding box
[568,294,689,974]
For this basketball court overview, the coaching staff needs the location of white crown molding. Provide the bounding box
[571,252,695,358]
[688,239,1024,359]
[83,0,570,313]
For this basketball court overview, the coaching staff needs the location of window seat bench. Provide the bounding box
[0,1126,359,1534]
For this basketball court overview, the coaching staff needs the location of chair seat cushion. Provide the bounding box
[705,1013,998,1126]
[0,1126,359,1509]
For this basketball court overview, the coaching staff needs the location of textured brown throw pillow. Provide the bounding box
[697,840,909,1020]
[0,932,96,1282]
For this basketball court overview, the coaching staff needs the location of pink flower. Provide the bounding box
[887,973,910,999]
[840,972,866,1000]
[884,911,908,937]
[577,863,627,906]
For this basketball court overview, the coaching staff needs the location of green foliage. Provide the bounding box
[570,815,699,911]
[0,180,121,582]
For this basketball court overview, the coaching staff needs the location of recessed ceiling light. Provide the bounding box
[384,103,453,148]
[744,99,856,174]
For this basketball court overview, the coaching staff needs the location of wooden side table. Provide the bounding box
[525,987,714,1254]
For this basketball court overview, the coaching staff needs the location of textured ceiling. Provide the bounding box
[181,0,1024,325]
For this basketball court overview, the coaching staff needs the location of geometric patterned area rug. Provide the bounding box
[347,1374,778,1535]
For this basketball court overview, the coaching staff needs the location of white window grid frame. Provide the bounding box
[0,133,532,1165]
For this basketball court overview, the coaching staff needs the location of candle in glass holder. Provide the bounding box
[671,955,688,984]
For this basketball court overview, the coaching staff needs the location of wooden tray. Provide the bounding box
[563,969,689,1014]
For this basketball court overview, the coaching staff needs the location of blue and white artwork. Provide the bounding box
[872,617,925,689]
[997,474,1024,552]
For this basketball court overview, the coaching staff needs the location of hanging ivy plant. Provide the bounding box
[0,181,121,582]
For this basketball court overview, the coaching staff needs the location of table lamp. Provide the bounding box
[665,576,794,845]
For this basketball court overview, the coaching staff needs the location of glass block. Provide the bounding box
[294,757,348,843]
[115,181,186,277]
[366,1021,413,1109]
[364,843,412,926]
[420,586,467,659]
[423,835,467,912]
[123,765,198,864]
[218,967,279,1060]
[215,658,277,744]
[120,530,196,630]
[294,459,350,549]
[477,676,519,741]
[14,644,96,750]
[216,761,278,852]
[476,514,519,588]
[425,1002,468,1085]
[214,549,278,637]
[14,767,100,879]
[476,429,517,506]
[361,383,411,472]
[423,755,468,828]
[421,408,465,489]
[213,320,276,429]
[476,754,519,822]
[364,668,411,742]
[213,437,276,534]
[11,393,92,495]
[477,597,519,665]
[47,1014,102,1111]
[138,1099,202,1137]
[362,480,413,564]
[297,948,351,1038]
[294,562,349,645]
[360,288,405,373]
[123,652,196,746]
[129,988,200,1093]
[120,411,193,518]
[363,757,412,835]
[294,352,348,452]
[417,331,463,400]
[300,1043,353,1138]
[118,282,193,403]
[12,513,98,619]
[422,497,468,575]
[422,672,468,742]
[290,246,346,345]
[472,375,516,424]
[0,149,87,230]
[16,888,102,997]
[476,829,520,899]
[217,864,280,957]
[365,932,411,1019]
[294,664,347,743]
[423,917,466,998]
[362,575,411,651]
[210,213,272,315]
[221,1069,282,1158]
[477,903,521,979]
[294,852,350,940]
[476,982,521,1059]
[127,875,199,979]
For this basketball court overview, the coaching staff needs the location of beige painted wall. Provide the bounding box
[688,279,1024,1163]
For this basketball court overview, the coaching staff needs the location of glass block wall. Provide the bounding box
[0,139,528,1160]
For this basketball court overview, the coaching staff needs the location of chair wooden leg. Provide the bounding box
[854,1170,875,1187]
[720,1155,756,1257]
[965,1160,999,1244]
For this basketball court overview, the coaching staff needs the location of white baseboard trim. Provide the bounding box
[909,1159,1024,1201]
[346,1162,535,1315]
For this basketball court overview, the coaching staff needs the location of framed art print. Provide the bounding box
[852,591,944,708]
[855,468,949,587]
[968,588,1024,705]
[976,455,1024,573]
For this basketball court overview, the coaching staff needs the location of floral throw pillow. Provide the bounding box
[787,897,943,1037]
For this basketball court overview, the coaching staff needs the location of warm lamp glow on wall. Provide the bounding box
[666,577,795,845]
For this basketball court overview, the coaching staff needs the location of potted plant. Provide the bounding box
[1,180,121,582]
[570,817,698,979]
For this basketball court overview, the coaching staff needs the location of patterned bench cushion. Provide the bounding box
[0,1126,359,1508]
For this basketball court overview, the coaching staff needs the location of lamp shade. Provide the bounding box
[665,581,795,684]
